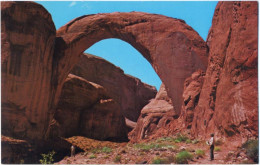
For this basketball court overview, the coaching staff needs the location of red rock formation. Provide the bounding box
[54,12,208,118]
[191,1,258,143]
[182,70,205,129]
[71,53,157,122]
[52,74,128,141]
[129,84,178,142]
[1,2,56,139]
[2,1,208,140]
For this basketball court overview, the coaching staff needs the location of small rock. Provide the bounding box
[243,158,248,162]
[180,146,186,151]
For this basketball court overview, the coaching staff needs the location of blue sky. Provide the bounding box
[37,1,218,90]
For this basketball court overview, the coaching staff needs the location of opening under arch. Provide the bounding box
[85,38,162,90]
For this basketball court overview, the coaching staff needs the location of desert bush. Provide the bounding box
[101,147,112,153]
[242,139,258,163]
[89,154,96,159]
[39,150,55,164]
[195,149,205,158]
[174,134,189,143]
[156,137,175,143]
[152,156,174,164]
[134,143,175,151]
[91,147,112,153]
[185,139,192,143]
[214,146,221,152]
[114,155,121,163]
[192,139,199,144]
[175,150,193,164]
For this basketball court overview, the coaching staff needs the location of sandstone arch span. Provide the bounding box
[54,12,209,115]
[2,1,209,140]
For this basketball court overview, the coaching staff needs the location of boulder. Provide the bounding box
[52,74,128,141]
[129,84,178,142]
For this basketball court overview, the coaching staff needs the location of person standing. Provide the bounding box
[71,145,75,157]
[208,133,215,161]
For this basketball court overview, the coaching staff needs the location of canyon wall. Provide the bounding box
[71,53,157,122]
[1,1,257,143]
[191,1,258,142]
[1,2,56,139]
[52,54,157,140]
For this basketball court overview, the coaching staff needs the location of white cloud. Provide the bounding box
[81,2,91,10]
[69,1,77,7]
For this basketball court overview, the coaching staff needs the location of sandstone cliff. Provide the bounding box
[52,54,157,140]
[71,53,157,122]
[1,2,56,139]
[191,1,258,143]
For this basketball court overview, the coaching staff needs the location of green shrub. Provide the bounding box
[192,139,199,144]
[174,134,189,143]
[91,147,112,154]
[101,147,112,153]
[156,137,175,143]
[152,156,174,164]
[134,143,175,151]
[214,146,221,152]
[39,150,55,164]
[242,139,259,163]
[114,155,121,163]
[195,149,205,158]
[175,151,193,164]
[185,139,191,143]
[89,154,96,159]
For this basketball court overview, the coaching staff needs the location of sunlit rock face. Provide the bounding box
[191,1,258,143]
[54,11,208,120]
[70,53,157,122]
[52,54,157,141]
[129,84,178,142]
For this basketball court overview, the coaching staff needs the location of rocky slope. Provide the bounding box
[191,1,258,143]
[129,84,177,142]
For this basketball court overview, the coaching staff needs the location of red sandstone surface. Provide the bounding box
[70,53,157,122]
[191,1,258,144]
[1,1,258,164]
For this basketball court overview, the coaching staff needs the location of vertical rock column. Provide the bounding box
[191,1,258,141]
[1,2,56,139]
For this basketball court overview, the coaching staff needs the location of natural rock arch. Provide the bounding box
[1,1,209,140]
[53,12,208,116]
